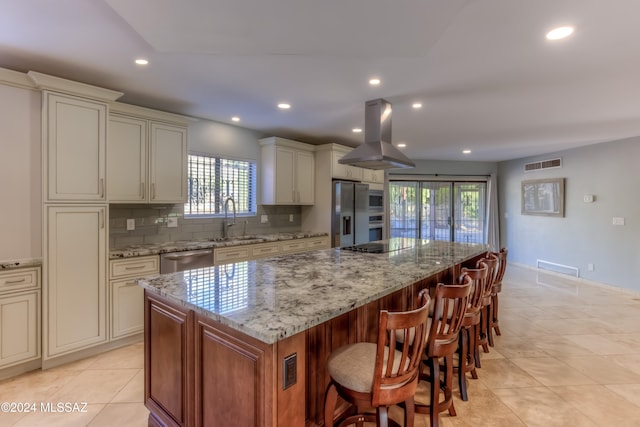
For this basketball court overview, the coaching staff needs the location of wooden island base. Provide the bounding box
[143,260,472,427]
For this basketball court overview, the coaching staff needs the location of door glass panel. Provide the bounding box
[390,180,487,244]
[453,182,486,244]
[420,182,451,240]
[389,182,418,238]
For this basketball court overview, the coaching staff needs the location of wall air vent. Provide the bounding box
[524,158,562,172]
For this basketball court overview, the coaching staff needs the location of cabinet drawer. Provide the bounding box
[0,268,39,294]
[280,241,306,253]
[306,237,329,250]
[110,256,159,279]
[215,247,251,265]
[250,243,280,259]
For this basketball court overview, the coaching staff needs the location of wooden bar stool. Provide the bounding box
[476,254,498,360]
[456,262,488,401]
[488,248,508,347]
[414,280,472,427]
[324,291,430,427]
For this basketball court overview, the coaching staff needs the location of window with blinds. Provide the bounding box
[185,154,256,217]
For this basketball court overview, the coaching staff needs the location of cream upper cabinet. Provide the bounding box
[149,122,187,203]
[260,137,315,205]
[361,168,384,184]
[44,92,107,201]
[107,114,147,202]
[107,110,187,204]
[332,148,363,181]
[44,205,107,358]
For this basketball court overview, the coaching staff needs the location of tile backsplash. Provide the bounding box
[109,204,302,249]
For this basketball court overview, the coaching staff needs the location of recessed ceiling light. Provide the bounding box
[134,58,149,65]
[397,143,407,148]
[352,128,362,133]
[463,149,472,154]
[546,26,574,40]
[369,78,381,86]
[412,102,423,109]
[277,103,291,109]
[231,116,240,122]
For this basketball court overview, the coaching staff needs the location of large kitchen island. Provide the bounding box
[137,239,487,427]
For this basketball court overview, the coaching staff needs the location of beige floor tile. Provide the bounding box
[509,357,596,386]
[0,369,78,403]
[50,369,139,404]
[606,384,640,407]
[474,359,542,389]
[492,387,598,427]
[550,384,640,426]
[532,335,596,357]
[111,369,145,403]
[88,402,149,427]
[11,403,104,427]
[565,334,638,355]
[558,354,640,384]
[88,342,144,370]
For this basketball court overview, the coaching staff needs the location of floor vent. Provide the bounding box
[536,259,579,277]
[524,158,562,172]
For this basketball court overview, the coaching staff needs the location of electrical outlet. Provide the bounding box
[289,214,294,222]
[612,217,625,226]
[261,215,268,224]
[587,263,595,272]
[126,218,135,231]
[167,217,178,228]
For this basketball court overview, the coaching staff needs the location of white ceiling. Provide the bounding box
[2,0,640,162]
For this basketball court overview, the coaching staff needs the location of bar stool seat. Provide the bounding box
[324,292,430,427]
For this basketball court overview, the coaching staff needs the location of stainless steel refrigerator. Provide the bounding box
[332,181,370,247]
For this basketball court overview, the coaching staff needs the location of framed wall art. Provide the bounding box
[521,178,565,217]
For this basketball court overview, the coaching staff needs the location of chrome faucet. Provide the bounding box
[223,197,237,238]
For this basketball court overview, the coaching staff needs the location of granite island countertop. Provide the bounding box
[137,239,487,344]
[109,231,328,259]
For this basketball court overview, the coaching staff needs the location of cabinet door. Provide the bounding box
[111,279,144,339]
[0,291,39,368]
[332,151,363,181]
[107,115,147,202]
[45,205,107,358]
[149,122,187,203]
[45,92,106,201]
[295,150,315,205]
[275,146,296,204]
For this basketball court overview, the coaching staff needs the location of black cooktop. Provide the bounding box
[341,238,416,254]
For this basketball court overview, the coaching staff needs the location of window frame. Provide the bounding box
[184,152,257,218]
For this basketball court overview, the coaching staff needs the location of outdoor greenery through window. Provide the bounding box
[184,154,256,217]
[389,180,487,244]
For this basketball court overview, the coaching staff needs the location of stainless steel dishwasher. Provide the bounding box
[160,249,214,273]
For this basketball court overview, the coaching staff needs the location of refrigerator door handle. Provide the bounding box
[343,216,352,235]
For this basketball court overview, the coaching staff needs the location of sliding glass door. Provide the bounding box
[390,180,487,244]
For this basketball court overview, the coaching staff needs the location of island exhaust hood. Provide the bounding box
[338,98,415,170]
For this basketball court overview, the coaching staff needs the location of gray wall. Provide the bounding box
[498,137,640,291]
[389,159,498,178]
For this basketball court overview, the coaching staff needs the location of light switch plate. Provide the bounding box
[261,215,268,223]
[167,217,178,228]
[289,214,294,222]
[126,219,135,231]
[612,217,625,226]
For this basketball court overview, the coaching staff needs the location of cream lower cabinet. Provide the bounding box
[109,256,159,339]
[0,268,40,369]
[44,205,107,359]
[214,237,330,265]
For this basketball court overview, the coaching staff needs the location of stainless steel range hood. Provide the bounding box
[338,98,415,170]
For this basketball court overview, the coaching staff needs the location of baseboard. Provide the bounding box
[41,333,143,370]
[0,358,42,381]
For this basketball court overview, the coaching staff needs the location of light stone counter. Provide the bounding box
[137,239,487,344]
[109,231,328,259]
[0,258,42,271]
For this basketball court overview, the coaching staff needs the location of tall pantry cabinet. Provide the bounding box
[28,72,124,365]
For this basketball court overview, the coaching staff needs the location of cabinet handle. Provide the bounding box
[140,182,145,199]
[151,183,156,200]
[122,281,138,287]
[99,178,104,197]
[100,210,104,229]
[224,252,242,257]
[4,278,26,284]
[125,265,146,270]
